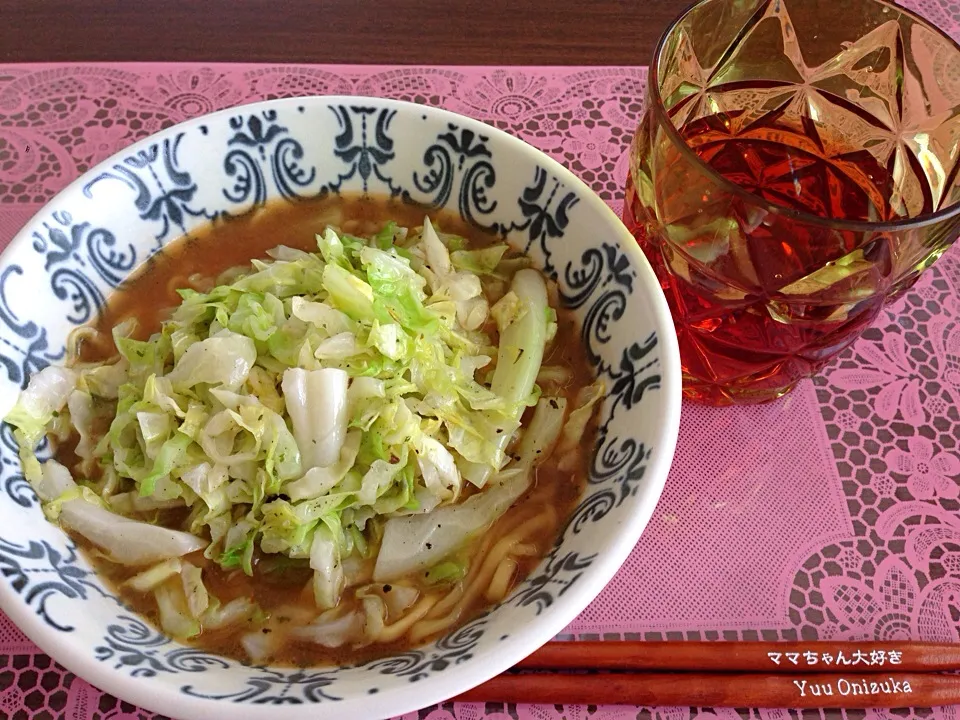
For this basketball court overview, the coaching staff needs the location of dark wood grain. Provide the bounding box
[0,0,689,65]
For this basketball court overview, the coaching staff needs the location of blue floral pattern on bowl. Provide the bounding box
[0,97,680,720]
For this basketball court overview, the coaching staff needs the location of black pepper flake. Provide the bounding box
[426,542,433,550]
[383,584,392,593]
[262,628,272,634]
[549,399,559,409]
[496,428,503,434]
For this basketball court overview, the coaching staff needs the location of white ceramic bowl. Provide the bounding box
[0,96,680,720]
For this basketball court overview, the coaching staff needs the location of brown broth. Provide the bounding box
[64,193,598,667]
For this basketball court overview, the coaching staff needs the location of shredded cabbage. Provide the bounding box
[125,558,183,592]
[6,366,77,451]
[3,219,602,653]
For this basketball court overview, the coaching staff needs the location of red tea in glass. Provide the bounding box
[627,0,960,404]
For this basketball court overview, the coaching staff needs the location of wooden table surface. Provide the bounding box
[0,0,688,65]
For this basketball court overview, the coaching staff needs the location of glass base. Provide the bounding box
[681,375,799,406]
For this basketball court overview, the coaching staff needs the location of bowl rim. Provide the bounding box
[0,94,682,720]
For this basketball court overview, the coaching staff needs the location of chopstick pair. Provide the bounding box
[453,641,960,708]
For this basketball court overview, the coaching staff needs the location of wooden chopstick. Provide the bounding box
[452,642,960,708]
[454,671,960,708]
[516,641,960,673]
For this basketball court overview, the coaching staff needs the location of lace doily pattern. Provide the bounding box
[0,65,643,213]
[2,0,960,714]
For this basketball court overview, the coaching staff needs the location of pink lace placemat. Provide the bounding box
[3,2,960,717]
